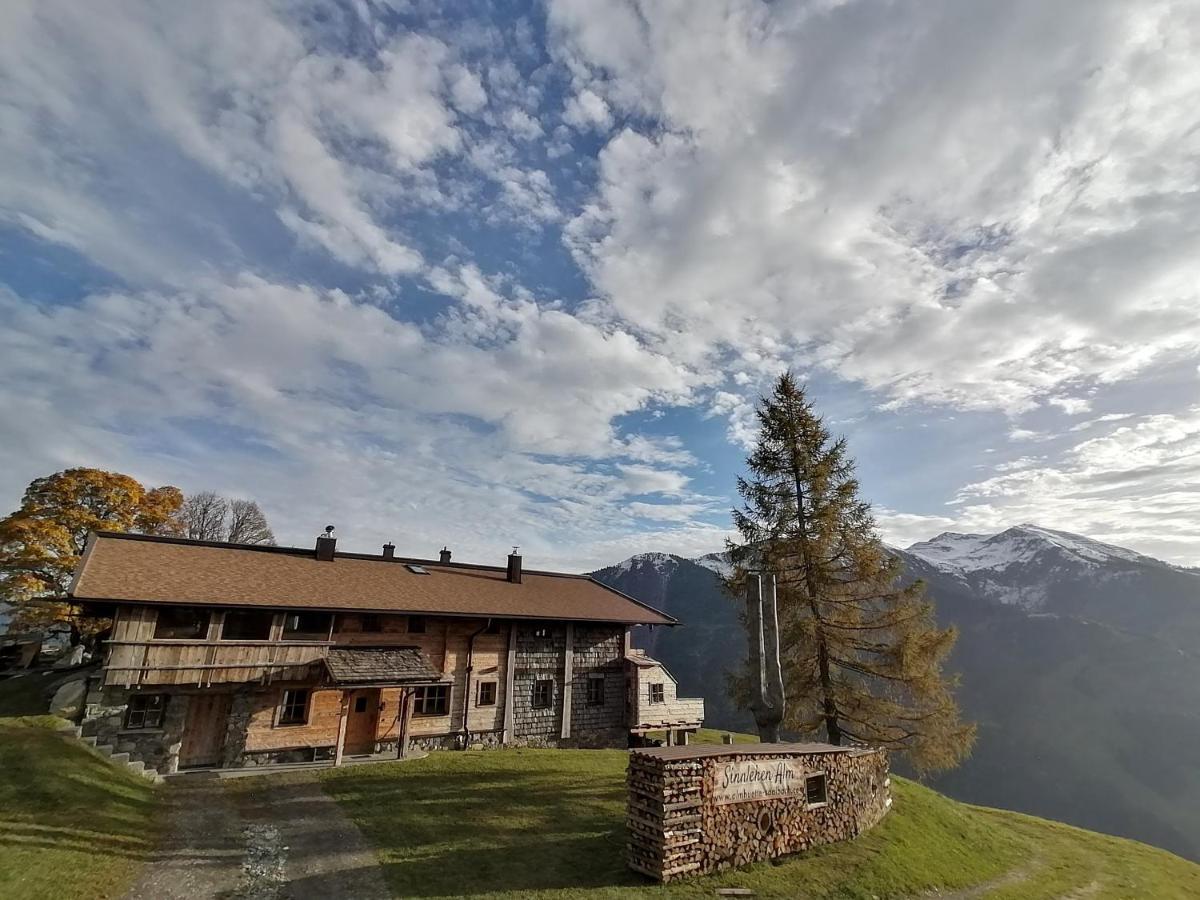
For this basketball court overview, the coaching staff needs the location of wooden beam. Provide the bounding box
[502,623,517,744]
[398,689,413,759]
[334,691,350,767]
[561,622,574,740]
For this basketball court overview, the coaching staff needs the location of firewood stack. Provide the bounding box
[626,744,891,883]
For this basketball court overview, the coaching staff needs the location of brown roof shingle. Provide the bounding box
[324,647,448,685]
[70,533,676,626]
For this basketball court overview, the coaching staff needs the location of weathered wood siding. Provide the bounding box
[103,607,325,687]
[94,607,631,764]
[242,686,344,753]
[510,622,627,747]
[627,659,704,730]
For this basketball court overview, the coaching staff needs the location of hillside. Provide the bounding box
[593,527,1200,863]
[0,717,158,900]
[1,704,1198,899]
[320,743,1200,899]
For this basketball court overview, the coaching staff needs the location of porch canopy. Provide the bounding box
[323,646,449,688]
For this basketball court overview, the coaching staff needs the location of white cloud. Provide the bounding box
[563,89,612,131]
[553,0,1200,418]
[0,2,553,280]
[0,275,708,570]
[938,409,1200,564]
[3,0,1200,571]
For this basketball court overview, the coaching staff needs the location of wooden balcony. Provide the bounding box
[102,639,333,688]
[629,696,705,731]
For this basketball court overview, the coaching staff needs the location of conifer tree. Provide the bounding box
[730,373,975,772]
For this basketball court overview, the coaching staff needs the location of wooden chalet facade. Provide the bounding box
[69,531,686,775]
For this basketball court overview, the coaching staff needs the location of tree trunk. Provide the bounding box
[791,455,843,746]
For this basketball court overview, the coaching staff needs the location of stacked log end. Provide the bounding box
[626,744,891,883]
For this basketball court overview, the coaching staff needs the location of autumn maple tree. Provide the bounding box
[0,467,183,640]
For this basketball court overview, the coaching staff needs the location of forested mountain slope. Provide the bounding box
[593,527,1200,862]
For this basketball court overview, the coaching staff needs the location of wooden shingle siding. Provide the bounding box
[568,626,626,744]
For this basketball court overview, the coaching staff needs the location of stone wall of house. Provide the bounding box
[80,684,188,775]
[627,745,891,882]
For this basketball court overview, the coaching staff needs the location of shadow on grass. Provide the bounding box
[323,762,649,897]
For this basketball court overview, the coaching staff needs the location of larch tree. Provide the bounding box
[177,491,276,545]
[0,468,183,640]
[729,373,975,773]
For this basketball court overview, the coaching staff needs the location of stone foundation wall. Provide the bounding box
[81,685,188,774]
[627,744,890,882]
[407,729,504,752]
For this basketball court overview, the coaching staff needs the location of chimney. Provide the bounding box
[382,542,395,559]
[315,525,336,561]
[439,546,452,564]
[506,548,522,584]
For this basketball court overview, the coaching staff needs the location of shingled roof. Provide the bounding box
[69,532,676,626]
[324,647,448,686]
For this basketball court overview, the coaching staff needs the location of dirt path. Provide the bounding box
[125,772,389,900]
[914,855,1039,899]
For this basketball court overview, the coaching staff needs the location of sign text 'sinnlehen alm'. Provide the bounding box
[713,758,809,805]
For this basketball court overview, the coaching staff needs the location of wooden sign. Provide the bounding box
[713,757,809,805]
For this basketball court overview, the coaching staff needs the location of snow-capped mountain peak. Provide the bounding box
[602,551,681,577]
[691,551,733,579]
[905,524,1158,575]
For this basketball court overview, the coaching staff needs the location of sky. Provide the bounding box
[1,0,1199,571]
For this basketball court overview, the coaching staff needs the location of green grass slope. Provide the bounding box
[321,747,1200,900]
[0,717,159,900]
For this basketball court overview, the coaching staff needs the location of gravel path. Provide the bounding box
[124,772,389,900]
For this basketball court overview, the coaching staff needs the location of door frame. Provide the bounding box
[340,688,382,756]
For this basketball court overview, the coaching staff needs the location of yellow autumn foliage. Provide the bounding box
[0,468,182,637]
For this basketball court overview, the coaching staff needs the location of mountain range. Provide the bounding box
[592,525,1200,862]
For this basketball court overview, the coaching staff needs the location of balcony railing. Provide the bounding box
[629,696,705,730]
[102,639,333,688]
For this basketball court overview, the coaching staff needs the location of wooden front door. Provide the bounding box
[343,689,380,755]
[179,693,232,768]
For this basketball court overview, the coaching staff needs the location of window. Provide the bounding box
[221,610,274,640]
[281,612,332,641]
[805,772,828,807]
[361,614,384,633]
[405,564,429,575]
[354,696,368,713]
[586,674,605,707]
[414,685,449,716]
[153,608,210,640]
[124,694,166,730]
[278,688,310,725]
[408,615,426,634]
[648,683,665,704]
[476,681,497,706]
[532,679,553,709]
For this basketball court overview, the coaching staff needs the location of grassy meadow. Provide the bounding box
[0,717,159,900]
[320,745,1200,899]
